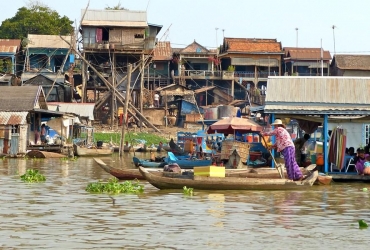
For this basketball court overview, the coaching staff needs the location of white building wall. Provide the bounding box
[328,122,363,149]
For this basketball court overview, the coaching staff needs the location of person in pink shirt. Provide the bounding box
[261,119,304,181]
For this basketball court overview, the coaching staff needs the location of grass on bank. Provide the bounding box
[94,132,169,146]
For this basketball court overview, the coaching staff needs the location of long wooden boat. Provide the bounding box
[94,158,163,180]
[95,158,254,180]
[139,166,319,190]
[74,144,114,157]
[95,158,324,187]
[133,156,167,168]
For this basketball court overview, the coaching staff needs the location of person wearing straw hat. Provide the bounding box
[261,119,305,181]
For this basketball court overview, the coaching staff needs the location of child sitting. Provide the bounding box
[363,155,370,175]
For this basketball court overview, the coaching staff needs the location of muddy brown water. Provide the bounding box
[0,153,369,249]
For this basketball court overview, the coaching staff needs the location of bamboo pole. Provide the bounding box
[120,64,132,156]
[111,52,116,129]
[139,54,145,131]
[165,90,168,128]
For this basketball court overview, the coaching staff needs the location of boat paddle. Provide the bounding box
[259,133,285,179]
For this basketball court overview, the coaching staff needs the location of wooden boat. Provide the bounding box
[316,175,333,185]
[26,150,66,158]
[244,165,332,185]
[95,158,149,180]
[166,152,212,169]
[73,144,114,157]
[133,156,167,168]
[139,166,319,190]
[95,158,253,180]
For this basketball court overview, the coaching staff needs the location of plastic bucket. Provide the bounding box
[247,134,253,143]
[311,154,316,164]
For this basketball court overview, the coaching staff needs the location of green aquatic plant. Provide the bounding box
[60,156,78,162]
[359,220,368,229]
[20,169,46,183]
[183,186,194,196]
[86,178,144,194]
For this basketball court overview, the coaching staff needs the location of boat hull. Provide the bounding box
[94,158,162,180]
[139,166,318,190]
[74,144,113,156]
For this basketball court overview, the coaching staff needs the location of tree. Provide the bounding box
[105,2,127,10]
[0,1,73,39]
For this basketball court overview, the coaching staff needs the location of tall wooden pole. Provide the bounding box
[140,54,145,130]
[81,52,86,102]
[111,52,116,129]
[119,64,132,156]
[165,90,168,128]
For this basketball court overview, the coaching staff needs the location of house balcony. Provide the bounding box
[83,43,145,53]
[173,70,281,81]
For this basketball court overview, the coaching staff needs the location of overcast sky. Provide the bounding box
[1,0,370,54]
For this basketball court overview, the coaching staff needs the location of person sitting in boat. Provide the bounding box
[363,155,370,175]
[261,119,306,181]
[157,141,163,152]
[354,149,368,174]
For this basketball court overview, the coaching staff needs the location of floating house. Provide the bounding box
[264,76,370,178]
[0,86,63,156]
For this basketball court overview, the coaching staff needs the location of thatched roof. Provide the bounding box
[0,86,47,111]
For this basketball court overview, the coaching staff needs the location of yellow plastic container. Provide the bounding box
[194,166,225,177]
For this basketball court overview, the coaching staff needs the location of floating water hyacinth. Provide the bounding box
[183,186,194,196]
[358,220,368,229]
[86,178,144,194]
[20,169,46,183]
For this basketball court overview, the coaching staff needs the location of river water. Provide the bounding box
[0,153,369,250]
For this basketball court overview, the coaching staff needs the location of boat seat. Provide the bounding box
[344,157,356,173]
[330,156,355,172]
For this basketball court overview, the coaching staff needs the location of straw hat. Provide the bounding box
[271,119,285,127]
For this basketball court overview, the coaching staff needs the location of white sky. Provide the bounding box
[2,0,370,54]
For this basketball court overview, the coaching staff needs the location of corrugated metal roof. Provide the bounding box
[0,45,18,53]
[152,41,172,61]
[21,72,65,83]
[264,77,370,114]
[0,112,28,125]
[48,103,95,120]
[333,54,370,70]
[284,47,332,60]
[81,9,147,26]
[0,39,21,53]
[27,34,71,49]
[0,86,47,111]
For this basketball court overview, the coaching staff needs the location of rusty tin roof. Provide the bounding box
[0,111,28,125]
[153,41,172,61]
[284,47,332,60]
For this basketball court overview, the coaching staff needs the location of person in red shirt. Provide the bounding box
[261,119,304,181]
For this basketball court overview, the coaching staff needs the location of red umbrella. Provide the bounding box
[207,117,263,134]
